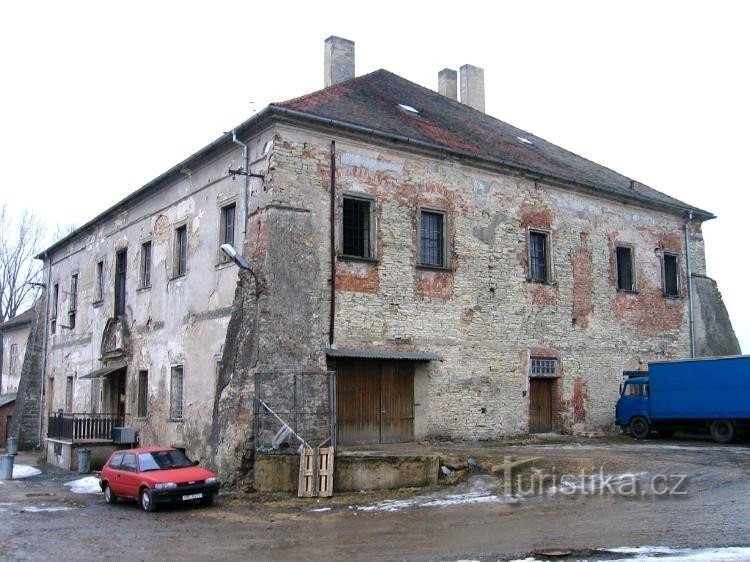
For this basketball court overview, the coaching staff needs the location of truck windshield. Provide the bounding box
[624,383,649,396]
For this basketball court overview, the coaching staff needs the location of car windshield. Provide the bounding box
[138,450,194,471]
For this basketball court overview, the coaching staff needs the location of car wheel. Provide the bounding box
[710,420,735,444]
[629,416,651,439]
[103,484,117,505]
[139,488,156,512]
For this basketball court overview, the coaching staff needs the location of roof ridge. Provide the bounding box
[272,68,388,108]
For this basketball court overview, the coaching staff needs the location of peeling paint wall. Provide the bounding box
[43,128,275,462]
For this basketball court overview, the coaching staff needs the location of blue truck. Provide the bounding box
[616,355,750,443]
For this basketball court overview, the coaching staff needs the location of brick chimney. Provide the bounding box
[324,36,355,87]
[438,68,458,100]
[460,64,485,112]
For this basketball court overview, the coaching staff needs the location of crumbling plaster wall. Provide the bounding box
[271,124,698,437]
[44,130,274,460]
[0,322,30,394]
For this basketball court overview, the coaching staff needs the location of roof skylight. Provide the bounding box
[398,103,420,115]
[517,136,535,146]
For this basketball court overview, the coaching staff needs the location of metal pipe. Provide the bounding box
[37,254,52,447]
[231,130,249,236]
[329,140,336,346]
[684,210,696,358]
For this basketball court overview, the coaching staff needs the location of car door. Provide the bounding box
[116,453,139,498]
[105,453,126,495]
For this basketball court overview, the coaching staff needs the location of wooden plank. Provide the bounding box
[298,446,335,498]
[336,361,380,445]
[380,362,414,443]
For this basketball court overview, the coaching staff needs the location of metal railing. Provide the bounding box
[47,412,123,442]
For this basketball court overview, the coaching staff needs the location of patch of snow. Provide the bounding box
[21,506,74,513]
[602,546,750,561]
[64,476,102,494]
[12,464,41,479]
[398,103,419,114]
[310,507,331,512]
[517,136,535,146]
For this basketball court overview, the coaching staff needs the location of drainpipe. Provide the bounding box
[329,141,336,346]
[684,211,696,358]
[37,254,52,448]
[231,130,249,236]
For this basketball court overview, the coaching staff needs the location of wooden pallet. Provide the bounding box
[298,446,334,497]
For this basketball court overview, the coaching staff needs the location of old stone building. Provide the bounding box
[0,308,33,395]
[38,36,737,481]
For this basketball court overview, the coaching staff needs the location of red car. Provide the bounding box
[99,447,220,512]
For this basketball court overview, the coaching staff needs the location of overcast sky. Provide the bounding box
[1,1,747,352]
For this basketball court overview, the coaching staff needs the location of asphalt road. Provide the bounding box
[2,436,750,561]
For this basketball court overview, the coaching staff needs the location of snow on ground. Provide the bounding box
[309,507,332,512]
[12,464,41,479]
[20,506,74,513]
[64,476,102,494]
[511,546,750,561]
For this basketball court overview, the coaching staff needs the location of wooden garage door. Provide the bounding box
[529,378,554,433]
[336,360,414,445]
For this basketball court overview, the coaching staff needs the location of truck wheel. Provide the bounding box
[629,416,651,439]
[710,420,735,444]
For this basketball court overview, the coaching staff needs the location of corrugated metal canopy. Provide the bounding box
[80,362,126,379]
[325,347,441,362]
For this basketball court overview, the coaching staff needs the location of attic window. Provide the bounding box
[398,103,420,115]
[517,136,535,146]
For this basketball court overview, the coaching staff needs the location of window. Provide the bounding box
[528,230,551,283]
[94,261,104,303]
[65,376,74,413]
[140,241,152,288]
[108,453,124,469]
[531,357,558,377]
[341,196,373,258]
[174,225,187,277]
[120,453,137,472]
[625,382,649,397]
[220,203,236,259]
[9,344,18,376]
[137,370,148,418]
[68,274,78,329]
[114,250,127,317]
[663,252,679,297]
[419,209,447,267]
[170,366,184,420]
[616,245,635,291]
[50,283,59,333]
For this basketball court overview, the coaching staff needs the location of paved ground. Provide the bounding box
[2,435,750,561]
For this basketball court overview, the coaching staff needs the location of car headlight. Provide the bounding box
[155,482,177,490]
[205,477,218,485]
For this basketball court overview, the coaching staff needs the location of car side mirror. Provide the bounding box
[193,460,199,466]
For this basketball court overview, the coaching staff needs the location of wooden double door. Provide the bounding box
[336,360,414,445]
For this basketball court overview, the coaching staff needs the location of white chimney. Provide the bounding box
[460,64,485,112]
[324,36,355,87]
[438,68,458,100]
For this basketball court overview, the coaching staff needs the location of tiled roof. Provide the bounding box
[0,308,34,331]
[275,70,711,217]
[325,347,442,362]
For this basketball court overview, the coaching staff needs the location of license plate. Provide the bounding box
[182,493,203,501]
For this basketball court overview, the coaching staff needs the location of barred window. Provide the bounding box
[419,210,446,267]
[170,366,184,420]
[531,358,558,377]
[342,197,372,258]
[529,230,550,283]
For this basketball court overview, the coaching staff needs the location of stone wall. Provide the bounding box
[693,275,741,357]
[269,125,699,437]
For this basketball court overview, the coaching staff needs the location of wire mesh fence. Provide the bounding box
[254,368,335,454]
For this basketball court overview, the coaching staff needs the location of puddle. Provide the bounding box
[21,505,74,513]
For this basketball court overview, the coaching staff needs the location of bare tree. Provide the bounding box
[0,205,45,322]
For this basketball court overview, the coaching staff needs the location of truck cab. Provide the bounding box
[616,376,651,438]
